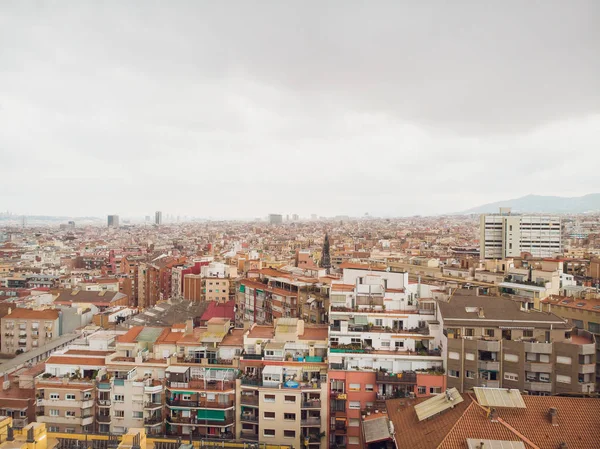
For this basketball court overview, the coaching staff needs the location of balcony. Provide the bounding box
[240,432,259,441]
[144,401,162,409]
[97,399,111,407]
[301,417,321,426]
[579,382,595,393]
[167,415,234,426]
[166,398,234,409]
[240,413,258,422]
[579,344,596,355]
[12,418,28,429]
[478,361,500,371]
[166,379,235,391]
[524,341,552,354]
[240,395,259,406]
[477,340,500,352]
[144,416,163,426]
[524,381,552,393]
[376,371,417,384]
[579,364,596,374]
[97,414,112,423]
[524,362,553,373]
[302,400,322,409]
[37,415,95,426]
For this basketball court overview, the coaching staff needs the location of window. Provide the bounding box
[539,373,550,383]
[349,437,360,445]
[349,401,361,409]
[48,426,59,432]
[132,411,143,419]
[539,354,550,363]
[448,351,460,360]
[264,412,275,419]
[182,394,192,401]
[465,328,474,337]
[115,410,124,418]
[449,370,460,378]
[50,393,60,400]
[395,341,404,348]
[264,394,275,403]
[572,319,584,329]
[430,387,442,394]
[466,370,475,379]
[365,384,374,392]
[485,329,495,337]
[417,386,426,395]
[64,428,75,434]
[556,375,571,384]
[465,352,475,361]
[50,409,59,417]
[557,356,572,365]
[504,372,518,381]
[284,395,296,403]
[349,383,360,391]
[283,430,295,438]
[523,330,533,338]
[65,411,76,417]
[284,413,295,421]
[83,392,92,400]
[375,319,383,326]
[381,341,390,347]
[263,429,275,437]
[349,418,360,427]
[65,394,76,400]
[504,353,519,363]
[351,338,361,344]
[588,322,600,334]
[114,395,124,402]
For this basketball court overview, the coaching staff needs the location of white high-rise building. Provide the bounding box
[480,208,561,259]
[155,211,162,225]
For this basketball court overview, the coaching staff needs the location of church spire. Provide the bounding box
[320,233,331,271]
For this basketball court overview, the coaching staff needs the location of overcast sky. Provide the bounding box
[1,1,599,219]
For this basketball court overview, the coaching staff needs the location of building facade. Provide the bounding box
[480,210,561,259]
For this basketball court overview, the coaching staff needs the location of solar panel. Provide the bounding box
[593,305,600,310]
[415,388,464,421]
[473,388,526,409]
[577,303,585,307]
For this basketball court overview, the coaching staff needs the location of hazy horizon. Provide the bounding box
[2,1,599,218]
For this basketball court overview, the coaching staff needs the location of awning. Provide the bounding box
[302,365,323,372]
[331,314,350,320]
[353,315,368,325]
[362,416,392,444]
[263,365,283,376]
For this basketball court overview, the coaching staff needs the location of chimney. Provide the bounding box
[549,407,558,426]
[489,408,498,422]
[559,444,567,449]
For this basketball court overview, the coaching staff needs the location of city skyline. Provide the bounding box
[1,2,599,217]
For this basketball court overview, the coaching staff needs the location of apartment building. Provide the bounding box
[327,264,445,449]
[1,308,60,354]
[35,352,102,435]
[238,267,323,324]
[438,293,596,395]
[238,318,329,448]
[480,210,561,259]
[540,295,600,388]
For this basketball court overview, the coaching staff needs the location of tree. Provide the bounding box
[320,233,331,272]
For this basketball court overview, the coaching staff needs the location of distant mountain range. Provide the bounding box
[459,194,600,215]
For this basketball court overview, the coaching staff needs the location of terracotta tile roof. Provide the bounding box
[247,325,275,339]
[46,356,106,366]
[386,395,473,449]
[116,326,144,343]
[2,308,59,320]
[331,283,355,292]
[339,262,388,272]
[200,300,235,322]
[299,326,328,341]
[390,394,600,449]
[542,295,600,313]
[221,328,244,346]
